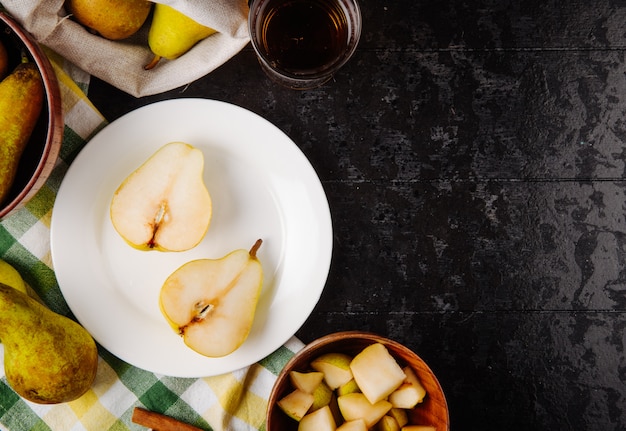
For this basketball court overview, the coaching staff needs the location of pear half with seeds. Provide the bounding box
[160,240,264,357]
[110,142,212,252]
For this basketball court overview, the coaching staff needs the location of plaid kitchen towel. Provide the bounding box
[0,51,305,431]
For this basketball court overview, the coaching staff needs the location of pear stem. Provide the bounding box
[249,239,263,258]
[144,55,162,70]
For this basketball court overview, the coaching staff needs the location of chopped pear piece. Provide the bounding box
[290,370,325,393]
[337,392,392,428]
[377,415,401,431]
[298,405,337,431]
[311,352,354,389]
[159,240,263,357]
[388,408,409,428]
[337,419,368,431]
[337,379,360,396]
[349,343,406,404]
[388,366,427,409]
[110,142,212,252]
[278,389,315,421]
[311,381,333,411]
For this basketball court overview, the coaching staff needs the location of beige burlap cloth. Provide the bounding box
[1,0,250,97]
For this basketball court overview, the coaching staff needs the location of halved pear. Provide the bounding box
[159,240,264,357]
[110,142,212,252]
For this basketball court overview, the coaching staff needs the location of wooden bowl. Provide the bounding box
[266,331,450,431]
[0,12,63,219]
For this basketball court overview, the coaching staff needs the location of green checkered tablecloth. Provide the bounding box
[0,50,304,431]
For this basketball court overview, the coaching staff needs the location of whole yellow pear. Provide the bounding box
[0,62,44,206]
[66,0,153,40]
[0,284,99,404]
[144,3,217,70]
[0,259,28,295]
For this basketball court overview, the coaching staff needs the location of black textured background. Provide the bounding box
[89,1,626,429]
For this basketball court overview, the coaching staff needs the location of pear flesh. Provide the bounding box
[144,3,217,70]
[0,284,98,404]
[160,239,264,357]
[110,142,212,252]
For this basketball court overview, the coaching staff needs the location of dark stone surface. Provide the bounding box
[88,0,626,429]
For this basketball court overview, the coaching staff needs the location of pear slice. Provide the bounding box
[110,142,212,252]
[160,240,264,357]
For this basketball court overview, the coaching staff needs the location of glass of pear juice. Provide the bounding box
[248,0,362,90]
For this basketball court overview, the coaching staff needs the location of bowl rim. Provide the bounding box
[0,11,63,219]
[266,330,450,430]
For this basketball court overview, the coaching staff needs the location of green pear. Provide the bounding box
[0,61,44,206]
[0,284,98,404]
[66,0,153,40]
[144,3,217,70]
[159,239,264,357]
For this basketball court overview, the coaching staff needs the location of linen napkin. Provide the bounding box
[0,0,250,97]
[0,50,304,431]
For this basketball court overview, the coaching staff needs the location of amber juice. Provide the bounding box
[254,0,350,74]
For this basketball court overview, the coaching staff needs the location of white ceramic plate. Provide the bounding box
[51,99,332,377]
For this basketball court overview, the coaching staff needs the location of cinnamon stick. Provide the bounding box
[132,407,204,431]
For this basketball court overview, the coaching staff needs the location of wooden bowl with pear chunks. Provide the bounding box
[266,331,449,431]
[0,12,63,219]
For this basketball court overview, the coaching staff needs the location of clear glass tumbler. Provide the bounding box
[248,0,362,90]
